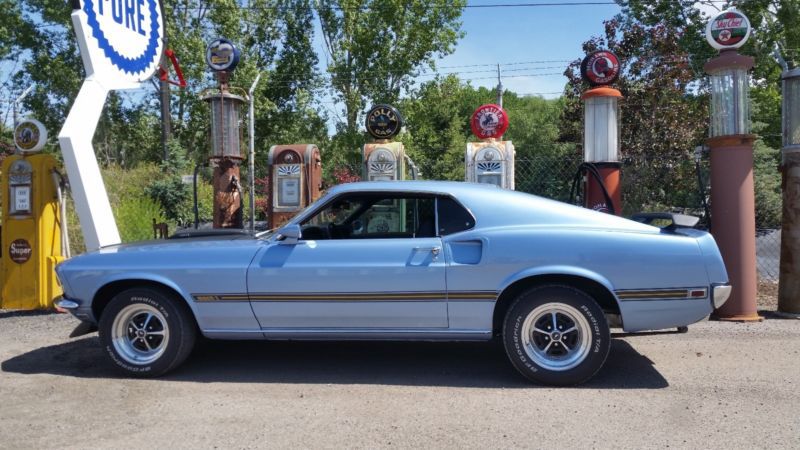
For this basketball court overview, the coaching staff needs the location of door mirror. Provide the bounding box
[277,224,302,244]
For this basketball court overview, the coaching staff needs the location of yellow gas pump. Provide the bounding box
[1,119,64,310]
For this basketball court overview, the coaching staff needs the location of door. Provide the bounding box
[247,193,447,329]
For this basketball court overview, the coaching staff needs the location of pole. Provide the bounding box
[248,73,261,233]
[159,35,171,161]
[778,68,800,315]
[496,64,503,109]
[13,85,34,132]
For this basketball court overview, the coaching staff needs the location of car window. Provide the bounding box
[300,193,436,240]
[437,196,475,235]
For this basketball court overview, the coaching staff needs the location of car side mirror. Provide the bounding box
[277,224,302,244]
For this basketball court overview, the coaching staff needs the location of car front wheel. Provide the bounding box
[502,284,610,386]
[98,287,196,377]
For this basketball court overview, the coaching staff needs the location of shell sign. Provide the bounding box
[75,0,164,86]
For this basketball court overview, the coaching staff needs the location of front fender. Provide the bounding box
[89,272,199,317]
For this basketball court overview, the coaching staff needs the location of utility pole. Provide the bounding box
[496,64,503,108]
[160,35,171,161]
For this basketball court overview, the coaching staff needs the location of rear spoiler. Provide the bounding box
[630,212,700,231]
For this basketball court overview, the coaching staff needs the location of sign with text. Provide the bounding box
[74,0,165,87]
[706,9,751,50]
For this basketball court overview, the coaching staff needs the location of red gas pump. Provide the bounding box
[574,51,623,215]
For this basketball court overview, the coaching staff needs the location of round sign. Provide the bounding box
[14,119,48,153]
[80,0,164,84]
[706,9,751,50]
[366,104,403,140]
[206,39,241,72]
[580,50,621,86]
[470,104,509,140]
[9,239,32,264]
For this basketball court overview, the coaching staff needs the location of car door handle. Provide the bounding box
[414,246,441,256]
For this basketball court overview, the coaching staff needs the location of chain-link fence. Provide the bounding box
[324,153,781,284]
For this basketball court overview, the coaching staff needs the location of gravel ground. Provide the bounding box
[1,309,798,450]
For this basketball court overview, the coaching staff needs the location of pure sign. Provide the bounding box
[705,9,751,51]
[77,0,164,86]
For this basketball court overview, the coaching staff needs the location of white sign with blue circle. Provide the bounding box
[75,0,164,86]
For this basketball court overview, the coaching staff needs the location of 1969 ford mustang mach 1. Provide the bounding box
[55,181,731,385]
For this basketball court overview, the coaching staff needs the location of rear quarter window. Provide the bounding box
[437,197,475,235]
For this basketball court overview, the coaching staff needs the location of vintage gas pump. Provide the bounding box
[579,50,623,215]
[1,120,64,310]
[703,10,760,321]
[266,144,322,229]
[361,104,407,232]
[202,38,246,229]
[363,104,405,181]
[465,104,514,189]
[778,65,800,314]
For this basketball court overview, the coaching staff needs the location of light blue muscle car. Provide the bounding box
[55,181,731,385]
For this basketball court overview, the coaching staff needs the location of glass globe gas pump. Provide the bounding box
[202,38,246,229]
[703,9,760,321]
[578,50,623,215]
[465,104,514,189]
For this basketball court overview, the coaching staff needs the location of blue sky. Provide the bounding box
[431,1,622,97]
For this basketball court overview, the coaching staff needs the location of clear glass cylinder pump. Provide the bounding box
[783,69,800,149]
[584,96,620,162]
[709,67,750,137]
[206,93,245,158]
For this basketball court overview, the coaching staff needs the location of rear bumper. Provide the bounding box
[712,283,732,309]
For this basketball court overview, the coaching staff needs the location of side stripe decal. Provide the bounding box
[615,288,707,301]
[192,291,497,303]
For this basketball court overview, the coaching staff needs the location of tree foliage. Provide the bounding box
[318,0,465,137]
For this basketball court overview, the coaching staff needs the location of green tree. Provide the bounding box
[317,0,465,141]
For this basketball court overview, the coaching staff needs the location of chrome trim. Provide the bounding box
[712,283,732,309]
[55,298,80,310]
[615,287,707,301]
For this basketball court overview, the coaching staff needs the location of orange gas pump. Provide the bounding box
[266,144,322,229]
[576,51,623,215]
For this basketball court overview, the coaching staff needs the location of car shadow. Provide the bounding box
[2,336,668,389]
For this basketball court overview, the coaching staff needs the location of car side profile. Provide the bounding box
[55,181,731,385]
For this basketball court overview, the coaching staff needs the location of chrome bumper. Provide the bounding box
[54,297,80,310]
[712,283,732,309]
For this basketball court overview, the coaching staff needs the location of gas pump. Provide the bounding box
[465,104,514,189]
[362,104,406,232]
[1,119,64,310]
[266,144,322,229]
[202,38,247,229]
[574,50,623,215]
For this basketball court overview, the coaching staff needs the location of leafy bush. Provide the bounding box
[113,196,168,242]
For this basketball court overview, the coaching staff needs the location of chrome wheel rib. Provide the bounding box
[521,302,591,372]
[111,304,170,365]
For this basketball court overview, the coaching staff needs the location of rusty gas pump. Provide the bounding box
[202,38,246,229]
[266,144,322,229]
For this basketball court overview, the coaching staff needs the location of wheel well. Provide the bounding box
[92,279,193,323]
[492,274,619,335]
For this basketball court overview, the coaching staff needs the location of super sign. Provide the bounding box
[79,0,164,82]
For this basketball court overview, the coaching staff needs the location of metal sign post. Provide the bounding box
[58,0,165,251]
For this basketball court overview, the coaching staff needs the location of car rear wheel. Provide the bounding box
[98,287,196,377]
[502,284,610,386]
